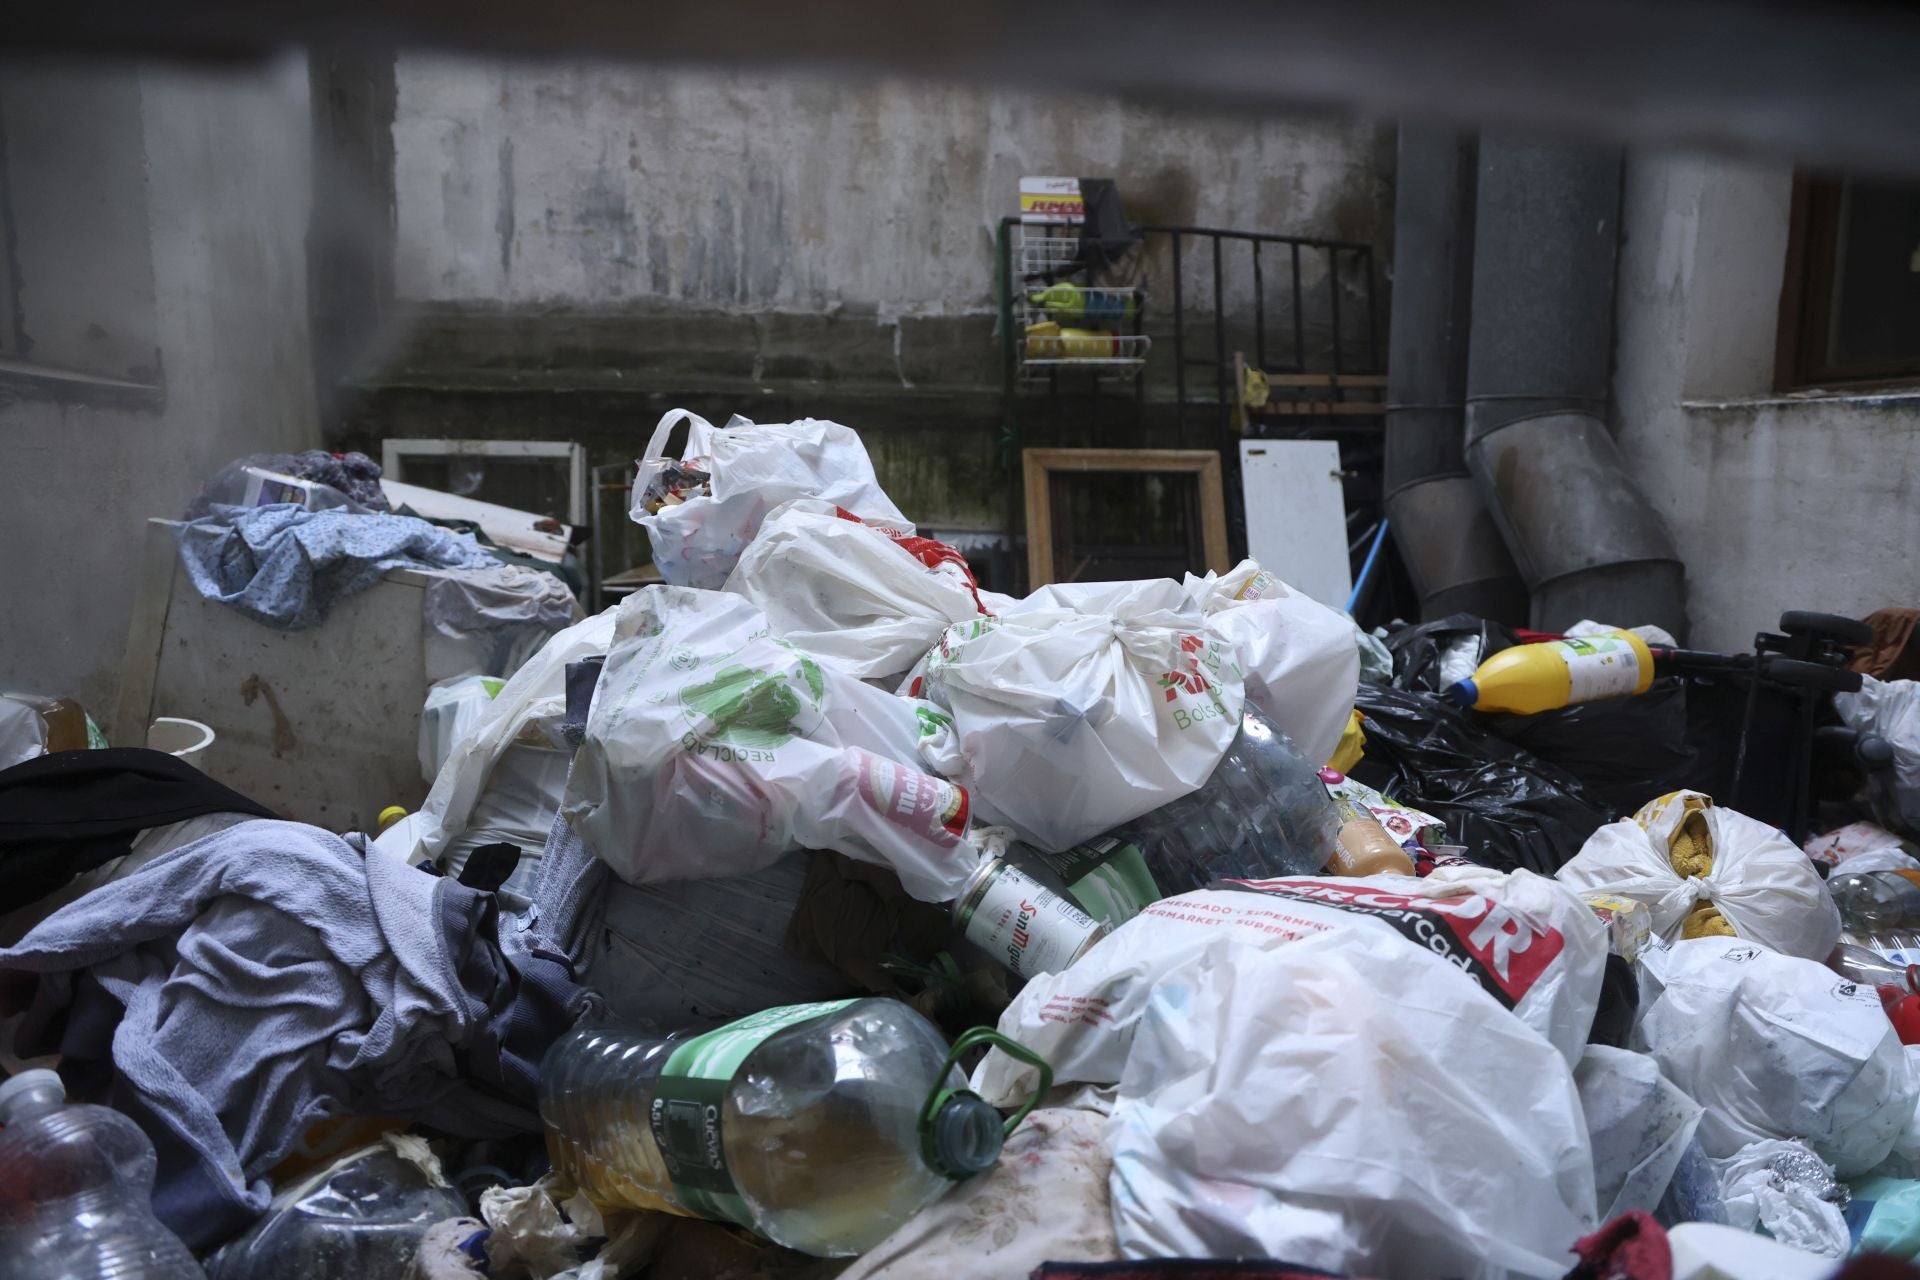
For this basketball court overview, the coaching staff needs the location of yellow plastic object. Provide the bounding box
[377,805,409,833]
[1448,631,1656,715]
[1327,710,1367,774]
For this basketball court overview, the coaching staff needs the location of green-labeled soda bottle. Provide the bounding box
[538,999,1048,1256]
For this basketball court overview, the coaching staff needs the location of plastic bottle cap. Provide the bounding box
[927,1093,1004,1179]
[1445,678,1478,709]
[378,806,408,831]
[0,1068,64,1119]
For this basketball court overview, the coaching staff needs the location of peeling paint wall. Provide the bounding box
[1613,152,1920,651]
[389,60,1389,321]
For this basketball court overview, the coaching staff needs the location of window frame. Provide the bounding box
[1776,172,1920,392]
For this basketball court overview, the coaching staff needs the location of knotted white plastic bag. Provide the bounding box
[630,410,908,589]
[1555,789,1842,960]
[915,579,1244,852]
[1182,560,1358,766]
[1634,937,1917,1176]
[1100,924,1596,1277]
[564,586,980,903]
[724,499,985,683]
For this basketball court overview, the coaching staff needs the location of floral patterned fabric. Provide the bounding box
[839,1105,1118,1278]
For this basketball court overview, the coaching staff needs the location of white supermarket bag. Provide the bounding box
[1103,927,1596,1277]
[972,867,1609,1107]
[1555,789,1842,960]
[1635,938,1917,1177]
[913,578,1246,853]
[724,499,986,683]
[1182,560,1359,766]
[564,586,982,904]
[630,410,909,589]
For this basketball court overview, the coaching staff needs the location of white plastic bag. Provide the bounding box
[723,499,984,682]
[564,586,980,903]
[1573,1044,1703,1221]
[1555,789,1842,960]
[418,675,502,783]
[1182,560,1358,765]
[408,608,619,866]
[1103,924,1595,1277]
[1711,1139,1851,1259]
[630,410,908,590]
[1837,676,1920,835]
[1634,937,1918,1176]
[915,579,1245,852]
[973,867,1608,1106]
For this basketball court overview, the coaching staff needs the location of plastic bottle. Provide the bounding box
[1446,631,1655,715]
[1324,796,1416,877]
[538,1000,1048,1258]
[1831,869,1920,962]
[1117,704,1341,890]
[0,1069,205,1280]
[1026,282,1137,325]
[1828,941,1920,994]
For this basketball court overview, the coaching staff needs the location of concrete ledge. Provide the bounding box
[1682,387,1920,413]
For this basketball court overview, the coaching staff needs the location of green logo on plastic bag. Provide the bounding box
[679,659,825,749]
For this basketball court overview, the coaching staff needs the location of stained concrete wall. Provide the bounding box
[0,59,319,717]
[335,60,1393,545]
[1613,152,1920,651]
[390,60,1388,319]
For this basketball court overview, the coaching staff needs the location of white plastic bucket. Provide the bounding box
[147,717,215,770]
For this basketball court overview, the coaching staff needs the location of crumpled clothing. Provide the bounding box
[1565,1211,1672,1280]
[285,449,390,510]
[0,818,584,1250]
[175,505,499,629]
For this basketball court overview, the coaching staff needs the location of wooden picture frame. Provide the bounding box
[1022,447,1231,588]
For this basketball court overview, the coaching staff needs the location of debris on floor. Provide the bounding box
[6,413,1920,1280]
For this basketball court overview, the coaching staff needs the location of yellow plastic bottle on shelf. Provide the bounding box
[1446,631,1655,715]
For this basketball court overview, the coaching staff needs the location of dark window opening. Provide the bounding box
[1778,173,1920,390]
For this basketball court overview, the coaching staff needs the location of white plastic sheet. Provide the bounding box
[564,586,981,903]
[1837,675,1920,835]
[418,676,501,783]
[973,867,1608,1108]
[630,410,908,590]
[915,579,1245,853]
[1555,790,1842,960]
[724,499,983,682]
[1573,1044,1703,1221]
[1711,1140,1851,1258]
[409,609,619,866]
[1183,560,1358,765]
[1634,937,1918,1176]
[1100,924,1595,1277]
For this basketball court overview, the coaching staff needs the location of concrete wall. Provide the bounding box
[0,58,319,717]
[1613,152,1920,650]
[331,59,1392,545]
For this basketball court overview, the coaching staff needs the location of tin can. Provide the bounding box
[952,857,1106,980]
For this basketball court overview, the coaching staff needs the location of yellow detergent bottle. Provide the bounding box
[1447,631,1655,715]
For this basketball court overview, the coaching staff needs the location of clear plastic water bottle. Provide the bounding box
[0,1069,205,1279]
[1116,703,1341,891]
[538,998,1048,1257]
[1831,870,1920,962]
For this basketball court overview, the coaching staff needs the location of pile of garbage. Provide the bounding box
[10,410,1920,1280]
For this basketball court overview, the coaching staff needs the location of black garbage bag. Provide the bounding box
[1489,678,1701,817]
[1350,684,1613,875]
[1386,612,1522,694]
